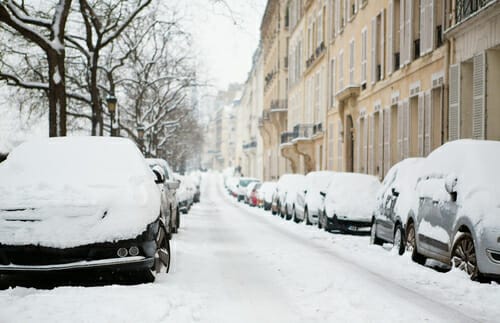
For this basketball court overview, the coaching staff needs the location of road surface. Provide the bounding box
[1,174,498,323]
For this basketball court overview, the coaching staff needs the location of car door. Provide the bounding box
[378,192,398,242]
[416,177,455,260]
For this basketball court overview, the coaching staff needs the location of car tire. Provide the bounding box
[452,233,480,281]
[141,223,171,283]
[304,208,312,226]
[393,224,405,255]
[406,222,426,265]
[318,212,323,229]
[293,207,300,223]
[370,221,384,246]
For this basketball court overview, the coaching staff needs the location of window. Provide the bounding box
[371,10,385,84]
[330,0,336,41]
[328,123,335,169]
[329,58,336,107]
[388,0,401,74]
[314,72,320,123]
[337,120,343,171]
[413,0,421,59]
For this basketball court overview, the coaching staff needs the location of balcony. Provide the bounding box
[281,132,295,144]
[270,100,288,111]
[243,140,257,150]
[293,124,314,139]
[306,42,326,69]
[456,0,495,23]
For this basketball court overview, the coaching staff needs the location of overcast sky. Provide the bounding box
[181,0,266,90]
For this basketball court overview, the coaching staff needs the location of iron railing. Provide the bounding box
[293,124,314,139]
[456,0,495,23]
[281,132,295,144]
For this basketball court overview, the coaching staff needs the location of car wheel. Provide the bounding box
[318,212,323,229]
[141,224,171,283]
[370,221,384,246]
[304,209,312,225]
[293,207,300,223]
[322,211,329,231]
[406,222,426,265]
[393,224,405,255]
[452,233,480,281]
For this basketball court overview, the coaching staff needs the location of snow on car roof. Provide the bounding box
[305,171,336,192]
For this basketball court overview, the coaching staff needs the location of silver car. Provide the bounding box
[408,140,500,281]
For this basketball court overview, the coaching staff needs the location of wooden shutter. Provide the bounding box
[339,51,344,89]
[337,120,343,171]
[356,118,361,172]
[428,0,435,52]
[361,28,367,84]
[371,17,377,84]
[329,123,335,169]
[383,108,391,175]
[417,93,425,156]
[448,64,460,141]
[403,100,410,158]
[405,0,412,64]
[400,0,406,67]
[472,52,486,139]
[397,102,404,160]
[369,115,375,174]
[388,0,394,75]
[378,110,384,177]
[420,0,427,54]
[424,90,432,155]
[380,9,385,80]
[336,0,341,34]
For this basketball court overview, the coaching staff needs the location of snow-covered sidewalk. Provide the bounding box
[0,173,498,323]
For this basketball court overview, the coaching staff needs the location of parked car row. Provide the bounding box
[0,137,201,284]
[226,140,500,282]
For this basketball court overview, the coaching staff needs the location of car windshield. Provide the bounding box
[240,179,258,187]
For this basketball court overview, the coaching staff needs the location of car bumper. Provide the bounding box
[0,256,153,273]
[326,216,371,232]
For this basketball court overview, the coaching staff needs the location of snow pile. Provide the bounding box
[284,175,307,207]
[258,181,277,203]
[0,137,160,248]
[324,173,381,221]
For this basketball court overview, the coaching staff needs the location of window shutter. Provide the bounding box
[405,0,412,64]
[400,0,406,67]
[380,9,385,80]
[424,90,432,155]
[383,108,391,176]
[397,102,404,161]
[472,52,486,140]
[363,116,369,172]
[378,110,384,177]
[337,120,343,171]
[349,40,355,85]
[404,100,410,158]
[356,118,361,172]
[344,0,348,26]
[329,123,335,169]
[339,51,344,89]
[420,0,427,54]
[336,0,341,34]
[369,115,375,174]
[418,93,425,156]
[448,64,460,141]
[361,28,367,84]
[428,0,435,52]
[371,17,377,84]
[388,1,393,75]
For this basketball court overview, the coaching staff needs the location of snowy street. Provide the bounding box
[1,174,499,323]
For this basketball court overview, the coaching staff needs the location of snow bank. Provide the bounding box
[0,137,160,248]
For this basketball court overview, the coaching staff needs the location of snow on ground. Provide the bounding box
[1,173,499,323]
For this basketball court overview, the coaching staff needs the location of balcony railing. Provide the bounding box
[270,100,288,111]
[456,0,495,23]
[293,124,314,139]
[281,132,295,144]
[306,42,326,69]
[313,123,323,135]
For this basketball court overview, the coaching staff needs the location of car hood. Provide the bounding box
[0,183,160,248]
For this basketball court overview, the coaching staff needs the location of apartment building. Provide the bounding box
[260,0,291,180]
[282,0,328,174]
[236,48,265,179]
[445,0,500,141]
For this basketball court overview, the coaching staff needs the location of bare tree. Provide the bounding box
[0,0,72,136]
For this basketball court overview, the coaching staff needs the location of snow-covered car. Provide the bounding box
[189,172,202,203]
[283,175,307,221]
[246,182,261,207]
[176,174,196,214]
[0,137,170,282]
[226,176,240,197]
[236,177,259,202]
[257,181,277,210]
[370,158,424,254]
[320,173,381,233]
[147,158,180,234]
[271,174,306,217]
[293,171,336,224]
[408,140,500,280]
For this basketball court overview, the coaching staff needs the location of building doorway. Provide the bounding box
[345,115,354,172]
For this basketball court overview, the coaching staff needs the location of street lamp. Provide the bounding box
[106,94,118,136]
[137,124,145,154]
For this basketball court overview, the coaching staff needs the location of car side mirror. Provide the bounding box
[166,180,179,190]
[152,167,165,184]
[320,191,326,198]
[445,175,458,202]
[391,187,400,197]
[304,190,308,194]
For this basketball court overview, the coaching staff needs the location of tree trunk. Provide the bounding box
[47,51,67,137]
